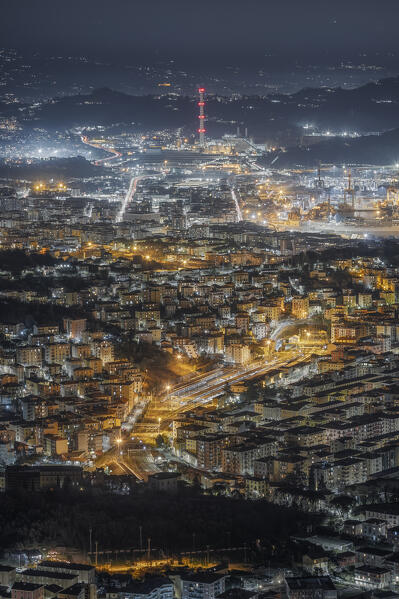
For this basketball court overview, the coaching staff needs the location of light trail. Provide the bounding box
[227,175,242,222]
[270,319,294,341]
[116,175,145,223]
[231,187,243,222]
[80,135,122,165]
[104,453,146,481]
[119,458,145,480]
[160,351,316,420]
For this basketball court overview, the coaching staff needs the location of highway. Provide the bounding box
[170,353,302,401]
[116,175,145,223]
[97,447,147,481]
[110,348,317,479]
[80,134,122,165]
[227,176,243,222]
[156,350,315,423]
[80,134,156,225]
[231,187,243,222]
[170,366,237,396]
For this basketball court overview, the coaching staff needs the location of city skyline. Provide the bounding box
[2,2,399,598]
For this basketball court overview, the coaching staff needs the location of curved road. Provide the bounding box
[80,134,122,165]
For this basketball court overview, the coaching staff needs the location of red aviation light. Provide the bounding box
[198,128,206,133]
[198,102,204,106]
[198,115,205,119]
[198,87,205,93]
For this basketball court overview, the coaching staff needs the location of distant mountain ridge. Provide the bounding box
[3,75,399,150]
[260,127,399,168]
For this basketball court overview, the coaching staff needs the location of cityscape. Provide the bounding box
[3,1,399,598]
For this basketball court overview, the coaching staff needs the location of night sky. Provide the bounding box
[2,0,399,66]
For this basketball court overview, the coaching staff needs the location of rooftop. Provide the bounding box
[12,583,44,592]
[182,572,226,584]
[39,561,94,572]
[285,576,336,591]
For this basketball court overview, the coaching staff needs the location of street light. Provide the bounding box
[165,384,171,405]
[116,437,122,455]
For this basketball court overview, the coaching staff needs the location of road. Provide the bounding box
[97,447,148,481]
[80,134,122,165]
[227,176,243,222]
[156,349,315,423]
[81,135,156,225]
[231,187,243,222]
[101,348,316,479]
[116,175,145,223]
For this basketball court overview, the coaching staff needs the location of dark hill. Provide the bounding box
[4,75,399,140]
[261,127,399,167]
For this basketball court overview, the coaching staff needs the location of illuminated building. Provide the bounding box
[291,296,309,319]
